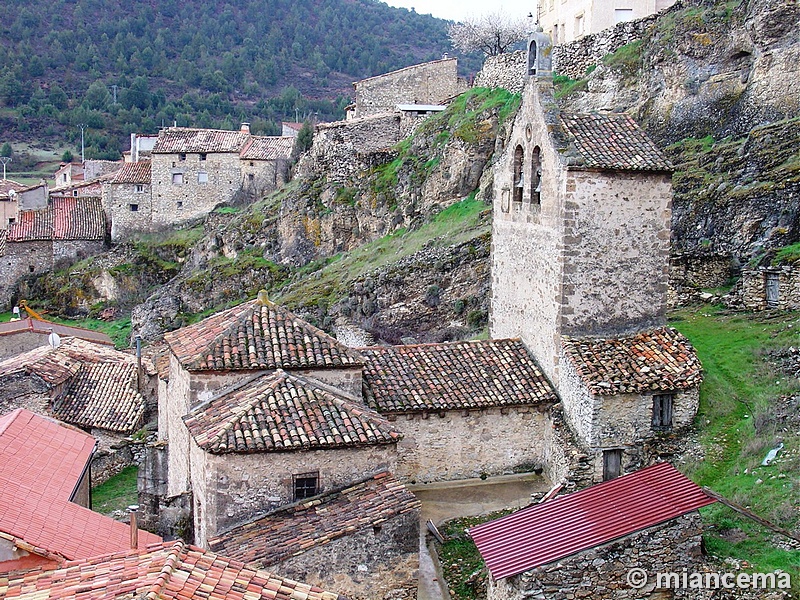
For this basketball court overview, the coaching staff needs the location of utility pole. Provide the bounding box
[79,124,87,163]
[0,156,10,180]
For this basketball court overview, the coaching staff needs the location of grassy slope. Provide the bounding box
[92,466,139,515]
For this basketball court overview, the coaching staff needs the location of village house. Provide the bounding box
[0,179,26,228]
[739,264,800,311]
[0,540,344,600]
[538,0,677,44]
[490,28,702,484]
[0,337,151,483]
[53,159,121,188]
[105,160,153,241]
[0,195,106,308]
[471,462,716,600]
[208,471,420,600]
[347,58,468,120]
[0,408,160,573]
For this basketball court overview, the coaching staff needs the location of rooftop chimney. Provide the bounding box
[240,122,251,134]
[257,289,270,306]
[128,505,140,549]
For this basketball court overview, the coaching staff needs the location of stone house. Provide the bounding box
[148,125,293,230]
[359,339,558,483]
[0,196,106,307]
[0,179,25,228]
[740,264,800,311]
[490,31,702,484]
[347,58,468,120]
[0,540,343,600]
[538,0,676,44]
[0,408,160,573]
[208,471,420,600]
[53,160,121,187]
[105,161,153,241]
[0,315,113,360]
[471,462,716,600]
[0,337,149,462]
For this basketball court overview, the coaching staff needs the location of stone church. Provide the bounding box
[491,27,702,483]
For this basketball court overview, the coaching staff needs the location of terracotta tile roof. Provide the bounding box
[52,362,145,433]
[0,317,113,346]
[165,298,363,372]
[0,337,130,386]
[560,113,672,171]
[6,197,105,241]
[208,472,420,567]
[470,462,716,580]
[561,326,703,395]
[153,127,251,154]
[112,160,151,184]
[184,370,399,454]
[0,540,345,599]
[360,339,557,413]
[0,409,161,564]
[240,137,294,160]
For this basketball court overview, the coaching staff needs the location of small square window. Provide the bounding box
[652,394,674,429]
[8,218,15,225]
[247,173,254,182]
[129,203,139,212]
[293,471,319,501]
[172,173,184,185]
[135,184,145,193]
[29,265,35,273]
[198,171,208,184]
[199,153,207,161]
[249,161,254,167]
[177,201,183,208]
[72,190,79,197]
[178,153,186,161]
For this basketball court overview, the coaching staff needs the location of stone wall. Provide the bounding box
[390,405,551,484]
[353,58,467,119]
[53,240,105,264]
[740,266,800,311]
[0,332,53,361]
[488,512,706,600]
[192,441,398,546]
[0,373,50,414]
[0,240,53,307]
[474,51,527,93]
[151,151,242,227]
[268,510,419,600]
[240,159,289,200]
[298,113,402,185]
[106,182,153,241]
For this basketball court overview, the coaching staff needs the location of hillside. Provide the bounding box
[0,0,479,162]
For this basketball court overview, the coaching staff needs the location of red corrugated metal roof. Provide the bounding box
[470,463,716,581]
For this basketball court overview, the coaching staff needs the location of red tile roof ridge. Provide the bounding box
[145,540,186,600]
[357,336,524,351]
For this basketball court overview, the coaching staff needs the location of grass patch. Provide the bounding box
[773,242,800,266]
[602,40,643,74]
[553,74,588,99]
[92,465,139,515]
[46,314,133,348]
[671,306,800,584]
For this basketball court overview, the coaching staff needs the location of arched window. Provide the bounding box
[513,145,524,204]
[528,41,537,75]
[531,146,542,206]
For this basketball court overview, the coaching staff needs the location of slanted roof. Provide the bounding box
[240,136,294,160]
[0,179,25,197]
[360,339,557,413]
[184,370,399,454]
[0,540,344,599]
[0,317,113,347]
[470,462,716,581]
[0,409,160,564]
[112,160,151,184]
[164,297,363,372]
[0,337,129,386]
[561,326,703,395]
[153,127,251,154]
[208,472,419,567]
[560,113,672,171]
[52,362,145,433]
[6,197,105,242]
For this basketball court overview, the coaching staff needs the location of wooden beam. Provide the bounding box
[702,486,800,544]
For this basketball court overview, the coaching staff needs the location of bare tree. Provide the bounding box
[448,11,530,56]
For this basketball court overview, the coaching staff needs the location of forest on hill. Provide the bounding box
[0,0,476,160]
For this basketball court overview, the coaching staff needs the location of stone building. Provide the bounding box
[239,136,293,199]
[348,58,468,120]
[360,339,558,483]
[0,179,25,228]
[0,196,106,307]
[105,161,153,241]
[471,462,716,600]
[0,316,113,361]
[739,264,800,311]
[490,29,702,483]
[538,0,676,44]
[209,471,420,600]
